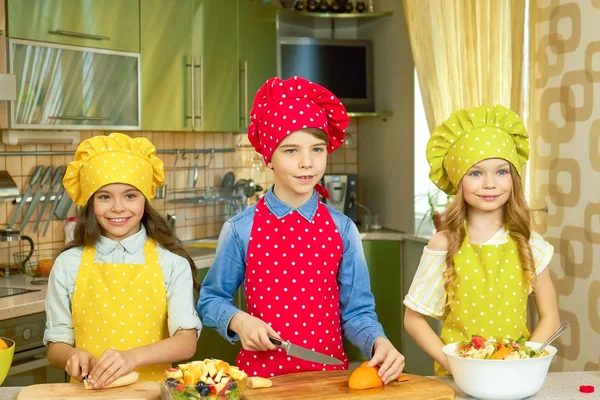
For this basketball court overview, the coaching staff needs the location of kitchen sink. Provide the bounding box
[0,287,40,299]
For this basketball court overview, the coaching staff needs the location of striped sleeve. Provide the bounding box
[530,231,554,275]
[403,247,447,318]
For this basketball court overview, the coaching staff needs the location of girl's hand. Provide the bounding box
[65,348,95,382]
[368,337,406,384]
[87,348,136,389]
[229,312,281,351]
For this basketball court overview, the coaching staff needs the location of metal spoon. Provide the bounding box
[538,320,570,352]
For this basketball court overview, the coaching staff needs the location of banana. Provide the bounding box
[247,376,272,389]
[83,371,139,390]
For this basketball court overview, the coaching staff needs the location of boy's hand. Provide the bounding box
[87,348,136,389]
[368,337,405,384]
[229,312,281,351]
[65,348,95,382]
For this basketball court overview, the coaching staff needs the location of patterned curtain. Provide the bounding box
[402,0,526,131]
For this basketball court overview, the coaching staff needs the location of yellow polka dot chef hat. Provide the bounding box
[426,104,529,195]
[63,132,165,206]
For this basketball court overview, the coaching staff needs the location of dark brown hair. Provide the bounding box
[62,197,199,291]
[304,128,329,144]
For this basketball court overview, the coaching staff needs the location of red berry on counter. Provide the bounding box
[580,385,594,393]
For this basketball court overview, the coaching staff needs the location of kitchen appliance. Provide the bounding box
[16,381,161,400]
[242,370,455,399]
[268,337,343,365]
[321,174,358,223]
[0,229,34,277]
[278,37,374,112]
[0,313,67,386]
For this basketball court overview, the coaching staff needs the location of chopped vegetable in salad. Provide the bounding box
[456,335,549,360]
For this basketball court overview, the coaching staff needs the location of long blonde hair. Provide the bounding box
[439,164,535,308]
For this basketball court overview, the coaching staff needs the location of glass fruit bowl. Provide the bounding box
[161,359,247,400]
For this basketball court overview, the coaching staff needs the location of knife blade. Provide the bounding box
[42,179,66,237]
[268,336,343,365]
[34,166,65,233]
[7,165,44,229]
[20,166,53,230]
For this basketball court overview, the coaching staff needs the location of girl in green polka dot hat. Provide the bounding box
[403,105,560,376]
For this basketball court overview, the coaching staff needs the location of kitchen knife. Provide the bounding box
[33,166,65,233]
[268,337,343,365]
[7,165,43,229]
[42,179,67,237]
[20,166,53,231]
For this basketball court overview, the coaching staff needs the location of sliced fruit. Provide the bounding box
[247,376,272,389]
[490,347,512,360]
[183,370,195,385]
[348,366,383,390]
[397,375,410,382]
[471,335,487,349]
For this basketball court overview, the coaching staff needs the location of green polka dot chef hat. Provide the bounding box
[426,104,529,195]
[63,132,165,206]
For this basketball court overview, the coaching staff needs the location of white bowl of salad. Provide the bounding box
[442,335,556,400]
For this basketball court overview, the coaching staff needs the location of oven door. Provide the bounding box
[3,346,67,386]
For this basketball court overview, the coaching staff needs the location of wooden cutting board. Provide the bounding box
[17,381,161,400]
[242,371,454,399]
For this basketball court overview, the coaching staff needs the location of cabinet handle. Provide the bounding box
[47,116,110,121]
[48,30,110,41]
[185,55,197,129]
[190,56,196,130]
[196,57,203,129]
[241,61,249,130]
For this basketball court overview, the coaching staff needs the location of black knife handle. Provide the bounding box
[268,336,284,346]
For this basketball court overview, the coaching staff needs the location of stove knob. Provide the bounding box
[23,327,31,341]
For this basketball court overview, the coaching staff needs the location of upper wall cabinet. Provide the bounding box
[7,0,140,53]
[140,0,276,132]
[8,40,140,130]
[238,0,277,132]
[140,0,194,132]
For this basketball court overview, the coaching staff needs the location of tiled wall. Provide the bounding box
[0,121,359,266]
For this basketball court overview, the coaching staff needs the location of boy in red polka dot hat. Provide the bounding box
[198,76,405,381]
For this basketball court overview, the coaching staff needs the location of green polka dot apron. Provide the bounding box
[72,238,171,382]
[435,229,530,376]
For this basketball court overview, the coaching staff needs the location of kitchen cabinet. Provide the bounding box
[193,267,245,365]
[140,0,276,132]
[8,39,140,130]
[7,0,140,53]
[343,240,403,362]
[140,0,194,132]
[237,0,277,132]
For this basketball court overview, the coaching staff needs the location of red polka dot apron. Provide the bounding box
[72,238,171,382]
[237,198,349,377]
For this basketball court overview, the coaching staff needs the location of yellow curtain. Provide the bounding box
[403,0,526,131]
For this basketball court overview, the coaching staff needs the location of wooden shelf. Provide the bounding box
[278,8,393,19]
[348,111,393,120]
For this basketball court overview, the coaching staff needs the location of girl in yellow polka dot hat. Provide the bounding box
[403,105,559,376]
[45,133,202,387]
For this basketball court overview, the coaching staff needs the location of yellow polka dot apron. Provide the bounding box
[72,238,171,382]
[435,229,530,376]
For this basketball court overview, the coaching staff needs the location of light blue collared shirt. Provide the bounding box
[44,225,202,345]
[197,187,386,358]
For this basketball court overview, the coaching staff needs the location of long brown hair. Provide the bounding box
[439,164,535,308]
[62,198,199,291]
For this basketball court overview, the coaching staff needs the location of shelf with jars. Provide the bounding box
[278,1,390,18]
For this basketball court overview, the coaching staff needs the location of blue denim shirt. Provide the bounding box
[197,187,386,358]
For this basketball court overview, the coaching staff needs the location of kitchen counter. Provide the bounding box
[432,371,600,399]
[0,372,597,399]
[0,275,47,321]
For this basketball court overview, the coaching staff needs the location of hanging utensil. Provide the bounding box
[54,184,73,220]
[33,166,65,233]
[7,165,43,229]
[20,166,53,231]
[189,153,199,188]
[222,171,235,188]
[42,181,66,236]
